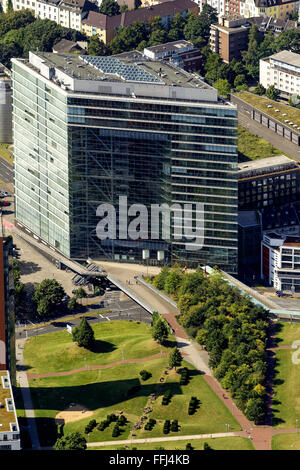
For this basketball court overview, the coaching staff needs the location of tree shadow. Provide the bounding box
[162,339,177,348]
[273,322,284,346]
[19,261,42,275]
[89,339,117,354]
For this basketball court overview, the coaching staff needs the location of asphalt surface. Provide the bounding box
[0,155,13,184]
[16,290,152,339]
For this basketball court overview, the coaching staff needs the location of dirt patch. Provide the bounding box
[55,404,93,424]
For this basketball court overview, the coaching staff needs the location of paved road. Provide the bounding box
[0,155,13,184]
[238,112,300,162]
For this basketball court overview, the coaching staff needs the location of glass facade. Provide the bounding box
[12,60,238,273]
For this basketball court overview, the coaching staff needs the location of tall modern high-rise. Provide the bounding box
[12,51,238,273]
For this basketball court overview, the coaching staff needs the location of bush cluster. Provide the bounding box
[84,419,97,434]
[188,397,199,415]
[162,390,172,406]
[179,367,190,385]
[144,418,156,431]
[163,420,171,434]
[139,370,152,381]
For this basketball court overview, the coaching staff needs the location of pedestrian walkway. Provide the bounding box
[27,352,169,380]
[16,338,41,450]
[86,431,240,448]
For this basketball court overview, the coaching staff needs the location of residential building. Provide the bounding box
[143,40,203,72]
[0,371,21,450]
[52,38,88,54]
[239,0,300,20]
[12,51,238,273]
[0,219,15,384]
[3,0,88,32]
[238,155,300,210]
[210,15,250,62]
[210,14,299,62]
[82,0,199,44]
[261,231,300,292]
[260,50,300,97]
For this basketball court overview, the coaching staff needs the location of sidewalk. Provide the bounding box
[16,338,41,450]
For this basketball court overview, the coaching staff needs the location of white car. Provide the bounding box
[0,191,9,197]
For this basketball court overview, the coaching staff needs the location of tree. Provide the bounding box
[168,347,183,371]
[245,397,265,424]
[74,287,87,299]
[54,432,87,450]
[99,0,120,16]
[152,317,168,344]
[214,78,231,98]
[242,24,262,79]
[32,279,65,317]
[203,442,213,450]
[88,35,107,55]
[72,317,95,349]
[253,83,265,96]
[68,296,79,311]
[266,85,280,101]
[6,0,13,12]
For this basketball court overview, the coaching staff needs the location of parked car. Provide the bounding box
[276,290,283,297]
[0,191,9,197]
[1,201,10,206]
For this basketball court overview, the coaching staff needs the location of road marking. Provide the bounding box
[106,317,111,321]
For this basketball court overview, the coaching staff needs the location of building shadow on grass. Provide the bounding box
[26,378,183,446]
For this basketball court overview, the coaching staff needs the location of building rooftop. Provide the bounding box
[0,371,19,433]
[29,51,211,89]
[238,155,298,178]
[143,40,194,54]
[269,50,300,67]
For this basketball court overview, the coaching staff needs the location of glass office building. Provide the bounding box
[12,52,238,273]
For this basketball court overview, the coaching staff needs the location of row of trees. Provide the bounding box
[88,6,217,56]
[152,266,269,424]
[0,10,86,66]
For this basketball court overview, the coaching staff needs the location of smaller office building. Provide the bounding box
[261,231,300,292]
[143,40,202,72]
[238,155,300,210]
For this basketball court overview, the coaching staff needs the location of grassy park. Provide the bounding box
[272,322,300,430]
[272,433,300,450]
[91,436,255,451]
[24,320,175,374]
[23,320,241,448]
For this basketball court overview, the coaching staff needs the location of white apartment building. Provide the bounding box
[261,232,300,292]
[2,0,86,32]
[260,50,300,97]
[239,0,260,18]
[0,371,21,450]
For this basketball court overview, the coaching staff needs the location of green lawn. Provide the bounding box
[134,361,241,438]
[272,349,300,429]
[90,436,255,451]
[238,125,286,162]
[236,91,300,128]
[274,322,300,346]
[29,359,240,447]
[272,433,300,450]
[23,320,176,374]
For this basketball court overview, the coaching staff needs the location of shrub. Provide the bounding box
[84,419,97,434]
[170,420,179,432]
[112,424,120,437]
[162,390,172,405]
[98,420,109,431]
[139,370,152,381]
[186,443,193,450]
[117,415,127,426]
[163,420,170,434]
[144,418,156,431]
[107,414,117,423]
[188,396,199,415]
